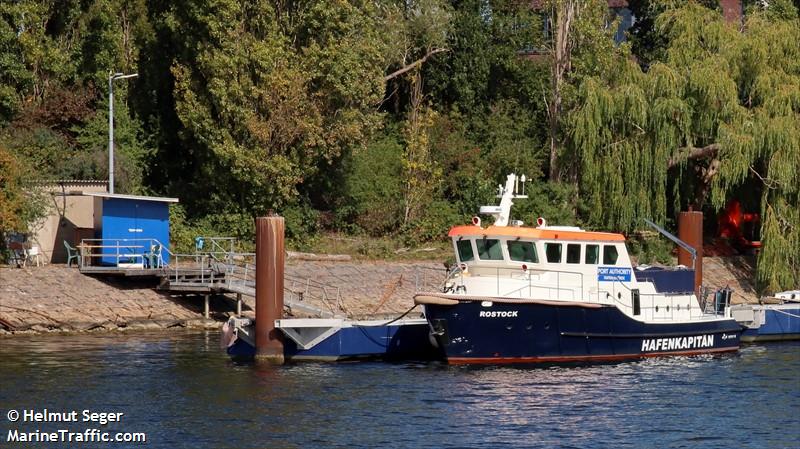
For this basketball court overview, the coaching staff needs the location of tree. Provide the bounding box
[545,0,582,181]
[1,1,151,193]
[152,0,390,220]
[538,0,615,183]
[0,145,45,233]
[566,2,800,292]
[0,146,26,232]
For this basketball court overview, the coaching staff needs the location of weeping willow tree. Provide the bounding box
[566,1,800,292]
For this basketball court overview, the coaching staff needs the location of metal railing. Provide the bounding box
[167,253,213,285]
[285,273,344,316]
[195,237,239,264]
[601,281,729,321]
[220,258,255,292]
[602,287,703,321]
[79,238,168,269]
[413,265,450,293]
[435,264,586,301]
[163,239,343,317]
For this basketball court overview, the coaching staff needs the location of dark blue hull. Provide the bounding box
[227,321,440,362]
[424,300,743,364]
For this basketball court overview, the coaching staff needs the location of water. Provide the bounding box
[1,331,798,449]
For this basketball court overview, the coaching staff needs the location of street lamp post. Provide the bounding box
[108,71,138,194]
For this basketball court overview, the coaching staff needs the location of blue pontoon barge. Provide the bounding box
[729,291,800,342]
[223,317,439,361]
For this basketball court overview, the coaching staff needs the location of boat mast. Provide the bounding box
[479,173,527,227]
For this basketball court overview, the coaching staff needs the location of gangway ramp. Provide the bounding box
[163,247,337,318]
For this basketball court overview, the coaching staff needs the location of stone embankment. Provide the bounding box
[0,266,214,335]
[0,256,756,336]
[0,260,446,336]
[701,256,758,304]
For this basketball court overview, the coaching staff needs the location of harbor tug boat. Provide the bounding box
[415,174,743,365]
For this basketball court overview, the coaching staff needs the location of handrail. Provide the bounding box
[194,237,240,264]
[601,280,717,320]
[79,238,168,269]
[602,290,699,321]
[168,253,210,284]
[438,264,586,301]
[430,263,720,322]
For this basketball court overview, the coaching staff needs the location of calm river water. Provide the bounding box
[1,331,798,449]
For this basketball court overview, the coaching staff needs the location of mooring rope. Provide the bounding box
[768,307,800,319]
[352,304,419,327]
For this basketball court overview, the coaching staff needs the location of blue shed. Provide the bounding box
[85,193,179,266]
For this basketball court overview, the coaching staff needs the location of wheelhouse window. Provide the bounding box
[476,239,504,260]
[545,242,562,263]
[566,244,581,264]
[603,245,619,265]
[585,244,599,264]
[508,240,538,263]
[456,239,474,262]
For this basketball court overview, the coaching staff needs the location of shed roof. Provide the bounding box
[83,192,179,203]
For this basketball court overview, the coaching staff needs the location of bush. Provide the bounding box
[336,128,405,236]
[282,200,321,250]
[169,204,255,253]
[401,199,460,246]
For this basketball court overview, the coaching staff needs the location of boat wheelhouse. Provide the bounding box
[416,174,743,364]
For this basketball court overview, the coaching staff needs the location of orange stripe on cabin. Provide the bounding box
[448,225,626,242]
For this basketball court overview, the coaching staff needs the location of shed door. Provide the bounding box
[101,198,140,265]
[134,200,170,264]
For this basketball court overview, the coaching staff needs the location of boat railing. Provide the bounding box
[284,274,344,316]
[499,268,585,301]
[602,281,715,321]
[442,265,586,301]
[416,265,453,293]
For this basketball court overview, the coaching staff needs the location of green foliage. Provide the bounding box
[164,0,389,218]
[167,203,196,254]
[474,99,545,182]
[423,0,542,112]
[0,0,151,198]
[402,103,443,224]
[169,203,256,254]
[626,234,675,266]
[515,182,579,228]
[565,1,800,292]
[0,0,796,288]
[0,146,28,231]
[427,110,495,218]
[401,199,460,246]
[336,127,405,236]
[0,145,47,233]
[73,98,152,193]
[281,200,321,249]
